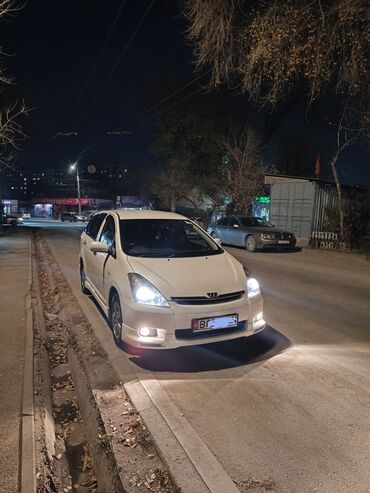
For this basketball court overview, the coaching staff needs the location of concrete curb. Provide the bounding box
[36,238,124,493]
[20,233,36,493]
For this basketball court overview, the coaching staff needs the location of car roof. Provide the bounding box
[94,209,189,221]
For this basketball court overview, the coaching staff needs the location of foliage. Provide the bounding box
[151,99,225,209]
[217,126,266,214]
[322,190,370,248]
[183,0,369,130]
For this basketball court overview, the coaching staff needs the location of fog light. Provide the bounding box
[253,312,263,323]
[138,327,158,337]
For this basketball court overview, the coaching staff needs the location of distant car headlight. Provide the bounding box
[128,273,169,307]
[260,233,274,240]
[246,277,261,299]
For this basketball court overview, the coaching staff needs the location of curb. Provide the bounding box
[20,233,36,493]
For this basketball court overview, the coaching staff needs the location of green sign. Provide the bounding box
[255,196,270,204]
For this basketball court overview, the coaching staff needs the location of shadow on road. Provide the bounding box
[127,326,291,373]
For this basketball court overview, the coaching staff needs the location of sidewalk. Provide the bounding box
[0,228,31,493]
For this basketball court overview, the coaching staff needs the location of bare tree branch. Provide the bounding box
[216,126,266,214]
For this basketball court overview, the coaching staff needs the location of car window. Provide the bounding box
[86,213,106,239]
[218,218,228,226]
[99,215,116,256]
[239,217,273,228]
[120,219,222,258]
[227,218,239,227]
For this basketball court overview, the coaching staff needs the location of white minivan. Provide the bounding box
[79,210,265,349]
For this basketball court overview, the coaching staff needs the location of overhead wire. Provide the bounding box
[63,68,209,162]
[87,0,156,110]
[69,0,128,120]
[130,86,204,130]
[123,69,211,129]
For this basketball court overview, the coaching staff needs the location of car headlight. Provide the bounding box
[246,277,261,299]
[128,273,169,307]
[260,233,274,240]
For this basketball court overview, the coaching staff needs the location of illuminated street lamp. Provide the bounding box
[70,162,82,216]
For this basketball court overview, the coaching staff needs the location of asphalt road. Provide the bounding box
[26,222,370,493]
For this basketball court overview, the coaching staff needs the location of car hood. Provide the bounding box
[127,252,246,298]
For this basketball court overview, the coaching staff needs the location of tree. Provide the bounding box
[0,1,28,172]
[151,158,196,212]
[151,99,225,211]
[217,126,265,215]
[183,0,369,241]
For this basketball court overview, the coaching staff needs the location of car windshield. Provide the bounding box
[120,219,222,258]
[239,217,273,228]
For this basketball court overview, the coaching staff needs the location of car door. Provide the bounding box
[214,217,230,243]
[94,214,119,305]
[227,217,243,245]
[82,213,107,291]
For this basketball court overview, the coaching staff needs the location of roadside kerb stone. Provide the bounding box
[20,235,36,493]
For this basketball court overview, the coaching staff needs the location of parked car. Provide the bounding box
[61,212,87,222]
[2,214,23,226]
[22,212,31,219]
[207,216,296,252]
[191,217,205,229]
[79,210,265,349]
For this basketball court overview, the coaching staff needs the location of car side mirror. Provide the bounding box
[90,241,109,254]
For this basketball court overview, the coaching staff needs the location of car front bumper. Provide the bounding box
[120,294,265,349]
[257,238,296,249]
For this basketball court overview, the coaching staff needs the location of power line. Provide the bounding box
[63,82,205,163]
[131,85,203,130]
[124,69,211,129]
[69,0,128,120]
[88,0,156,110]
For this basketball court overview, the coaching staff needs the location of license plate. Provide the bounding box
[278,240,290,244]
[192,314,238,332]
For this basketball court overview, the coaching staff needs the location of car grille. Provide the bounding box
[175,321,247,339]
[171,290,245,305]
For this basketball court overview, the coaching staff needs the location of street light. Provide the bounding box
[70,162,82,216]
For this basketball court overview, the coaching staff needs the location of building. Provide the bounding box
[32,197,113,218]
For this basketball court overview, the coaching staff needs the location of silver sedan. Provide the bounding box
[207,216,296,252]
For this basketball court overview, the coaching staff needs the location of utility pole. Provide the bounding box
[70,163,82,215]
[76,167,82,216]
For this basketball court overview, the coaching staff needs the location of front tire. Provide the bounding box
[245,235,257,252]
[110,293,123,346]
[80,263,89,294]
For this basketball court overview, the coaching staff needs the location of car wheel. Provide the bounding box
[110,293,122,346]
[61,218,65,222]
[73,217,78,222]
[245,235,257,252]
[10,220,17,227]
[80,263,89,294]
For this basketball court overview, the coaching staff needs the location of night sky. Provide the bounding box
[1,0,369,185]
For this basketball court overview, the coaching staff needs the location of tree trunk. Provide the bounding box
[330,158,344,242]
